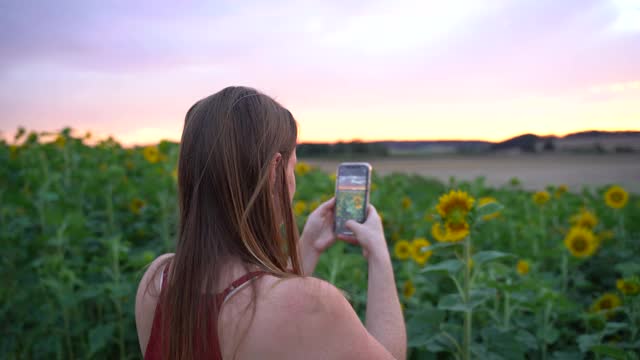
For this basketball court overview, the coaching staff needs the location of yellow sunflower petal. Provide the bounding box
[604,185,629,209]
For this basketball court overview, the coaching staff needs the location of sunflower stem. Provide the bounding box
[463,235,472,360]
[503,290,511,330]
[617,211,626,242]
[541,300,553,360]
[539,207,546,255]
[561,252,568,293]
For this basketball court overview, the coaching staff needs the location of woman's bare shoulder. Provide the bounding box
[138,253,174,297]
[257,275,348,316]
[134,253,174,354]
[238,275,394,359]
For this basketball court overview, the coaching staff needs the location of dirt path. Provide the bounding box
[302,154,640,193]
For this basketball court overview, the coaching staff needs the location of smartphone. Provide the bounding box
[334,162,372,236]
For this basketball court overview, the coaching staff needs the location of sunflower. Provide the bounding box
[353,195,363,210]
[309,200,320,212]
[129,198,145,215]
[54,134,67,148]
[410,238,432,266]
[446,221,470,242]
[570,210,598,230]
[431,221,469,243]
[436,190,474,219]
[533,191,550,206]
[9,145,18,160]
[294,201,308,216]
[394,240,411,260]
[591,293,622,315]
[402,280,416,298]
[564,227,598,258]
[555,184,568,198]
[295,162,311,176]
[431,222,447,242]
[478,196,500,221]
[516,260,530,275]
[617,278,640,296]
[401,197,412,210]
[604,185,629,209]
[143,146,160,164]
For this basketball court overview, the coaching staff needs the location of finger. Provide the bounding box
[364,204,379,223]
[315,197,336,213]
[344,219,363,234]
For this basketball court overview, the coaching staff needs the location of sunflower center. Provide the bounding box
[444,201,469,217]
[610,192,622,202]
[448,221,467,231]
[600,299,612,309]
[572,237,587,252]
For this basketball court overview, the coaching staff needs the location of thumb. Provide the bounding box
[344,219,365,237]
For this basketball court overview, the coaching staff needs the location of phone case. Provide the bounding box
[333,162,372,236]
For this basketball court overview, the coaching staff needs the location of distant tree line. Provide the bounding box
[297,141,389,157]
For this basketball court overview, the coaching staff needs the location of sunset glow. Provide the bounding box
[1,0,639,145]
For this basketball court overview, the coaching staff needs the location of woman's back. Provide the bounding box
[136,254,396,359]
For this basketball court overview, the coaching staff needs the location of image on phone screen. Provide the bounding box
[335,166,369,235]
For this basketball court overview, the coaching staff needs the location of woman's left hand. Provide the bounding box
[300,197,338,253]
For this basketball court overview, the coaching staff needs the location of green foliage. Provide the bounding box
[2,129,640,359]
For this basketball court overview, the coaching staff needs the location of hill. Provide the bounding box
[297,130,640,156]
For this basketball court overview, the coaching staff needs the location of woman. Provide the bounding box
[135,86,406,359]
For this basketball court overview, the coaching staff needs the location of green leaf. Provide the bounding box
[551,351,584,360]
[420,242,462,253]
[437,289,495,312]
[589,345,627,359]
[480,326,529,357]
[614,262,640,277]
[423,333,459,353]
[603,322,627,336]
[88,324,115,356]
[515,330,538,350]
[472,251,514,267]
[577,334,600,353]
[476,201,503,218]
[406,308,445,348]
[420,259,463,275]
[544,328,560,344]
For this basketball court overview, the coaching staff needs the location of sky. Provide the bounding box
[1,0,639,145]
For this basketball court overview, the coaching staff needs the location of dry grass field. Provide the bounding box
[303,153,640,192]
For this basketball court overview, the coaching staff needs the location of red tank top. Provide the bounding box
[144,266,267,360]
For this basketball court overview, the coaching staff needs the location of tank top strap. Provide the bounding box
[215,271,268,307]
[160,263,170,290]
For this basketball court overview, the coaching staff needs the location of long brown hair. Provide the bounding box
[160,86,301,359]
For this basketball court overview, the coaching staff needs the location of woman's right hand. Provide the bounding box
[338,204,389,261]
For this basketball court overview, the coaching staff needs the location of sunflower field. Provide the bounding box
[2,129,640,359]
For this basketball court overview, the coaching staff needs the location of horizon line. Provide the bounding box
[2,126,639,148]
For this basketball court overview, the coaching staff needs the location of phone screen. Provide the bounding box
[335,164,370,235]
